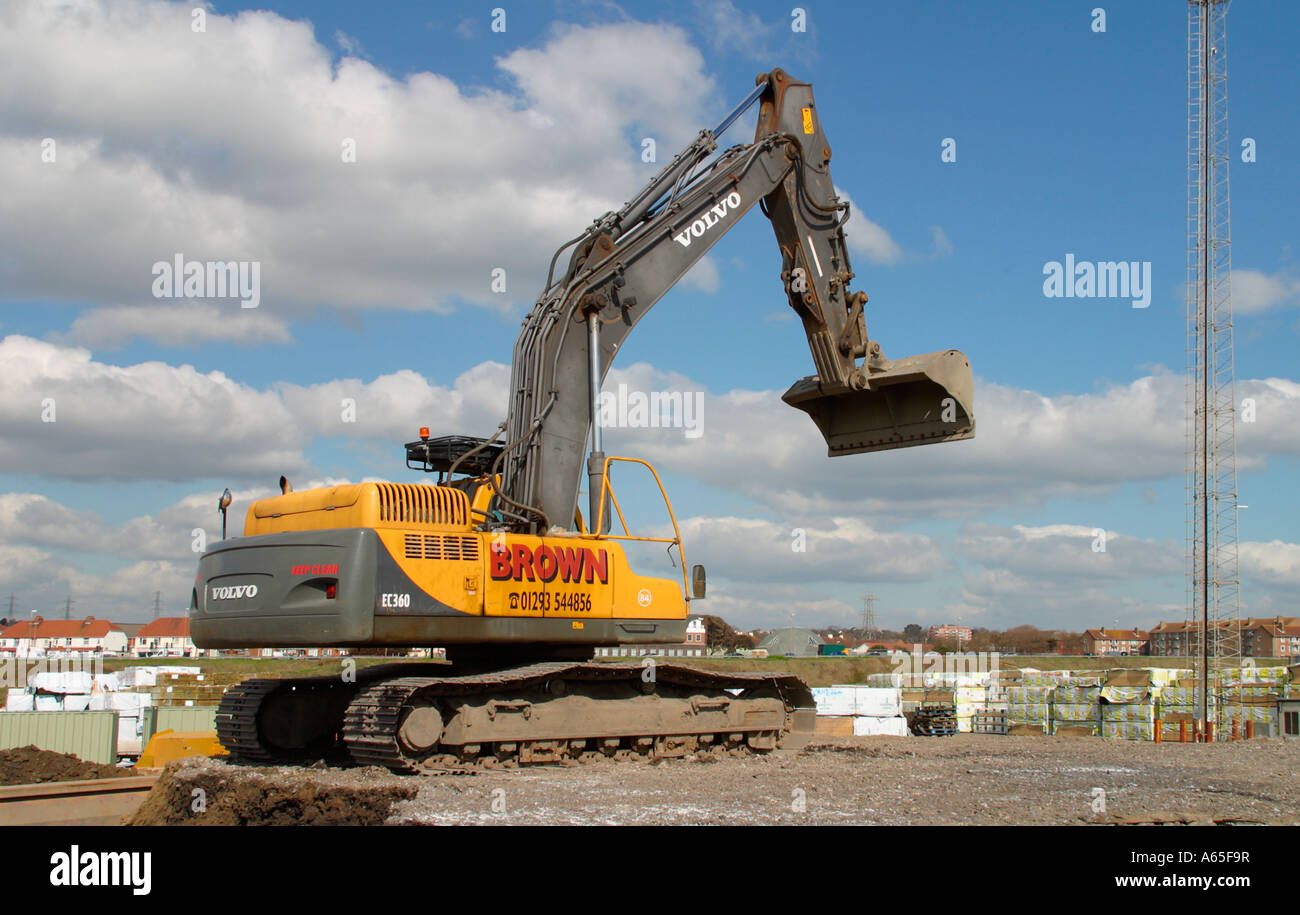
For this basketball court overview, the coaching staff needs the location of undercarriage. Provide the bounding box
[216,656,816,773]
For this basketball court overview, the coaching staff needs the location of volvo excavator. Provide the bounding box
[191,69,975,772]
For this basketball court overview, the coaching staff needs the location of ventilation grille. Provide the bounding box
[404,534,481,561]
[376,483,469,527]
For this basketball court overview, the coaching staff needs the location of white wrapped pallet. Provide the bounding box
[108,692,153,712]
[811,687,859,717]
[93,672,121,692]
[35,695,61,711]
[853,716,910,737]
[814,686,905,717]
[4,691,35,712]
[60,694,92,712]
[117,667,158,688]
[841,686,902,717]
[28,670,94,694]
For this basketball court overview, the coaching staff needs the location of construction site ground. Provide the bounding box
[126,733,1300,826]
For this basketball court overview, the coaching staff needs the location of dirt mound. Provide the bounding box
[127,757,417,826]
[0,746,133,785]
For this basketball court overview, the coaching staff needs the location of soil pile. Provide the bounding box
[127,756,417,826]
[0,746,133,785]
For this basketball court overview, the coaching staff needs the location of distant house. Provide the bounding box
[130,617,198,658]
[1082,628,1149,657]
[1148,617,1299,658]
[756,628,825,658]
[1241,619,1300,661]
[0,616,128,657]
[1147,620,1202,657]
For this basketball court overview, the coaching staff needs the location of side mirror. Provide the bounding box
[691,564,706,599]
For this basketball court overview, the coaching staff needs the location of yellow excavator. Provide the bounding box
[191,69,975,771]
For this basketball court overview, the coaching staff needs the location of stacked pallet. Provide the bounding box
[1158,686,1214,732]
[1006,686,1054,735]
[985,669,1019,710]
[810,686,909,737]
[1219,666,1289,736]
[953,686,986,732]
[1052,683,1102,736]
[1099,685,1157,740]
[144,670,241,707]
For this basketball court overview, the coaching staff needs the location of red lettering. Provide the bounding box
[535,545,558,583]
[489,547,512,580]
[290,563,340,576]
[555,547,583,582]
[512,543,536,581]
[582,548,608,584]
[488,542,606,584]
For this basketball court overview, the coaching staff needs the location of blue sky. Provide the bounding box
[0,0,1297,629]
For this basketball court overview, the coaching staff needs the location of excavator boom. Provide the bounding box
[495,69,973,533]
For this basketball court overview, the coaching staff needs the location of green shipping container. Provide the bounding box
[0,711,119,765]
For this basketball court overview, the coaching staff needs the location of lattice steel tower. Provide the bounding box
[861,593,878,638]
[1186,0,1240,736]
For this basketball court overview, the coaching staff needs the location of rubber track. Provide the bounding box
[342,662,814,773]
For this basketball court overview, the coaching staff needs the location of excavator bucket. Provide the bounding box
[782,349,975,455]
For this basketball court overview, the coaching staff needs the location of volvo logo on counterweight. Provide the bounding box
[209,584,258,600]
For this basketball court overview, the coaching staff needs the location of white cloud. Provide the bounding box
[279,360,511,447]
[695,0,778,60]
[0,335,307,481]
[0,2,718,327]
[674,515,949,585]
[0,541,193,623]
[1240,539,1300,587]
[930,225,953,258]
[333,29,366,58]
[602,363,1300,519]
[57,304,292,348]
[8,337,1300,526]
[694,583,860,631]
[955,523,1182,584]
[835,187,903,265]
[1232,268,1300,314]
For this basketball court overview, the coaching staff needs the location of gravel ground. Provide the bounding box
[130,734,1300,826]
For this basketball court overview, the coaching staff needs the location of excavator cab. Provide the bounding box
[782,348,974,455]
